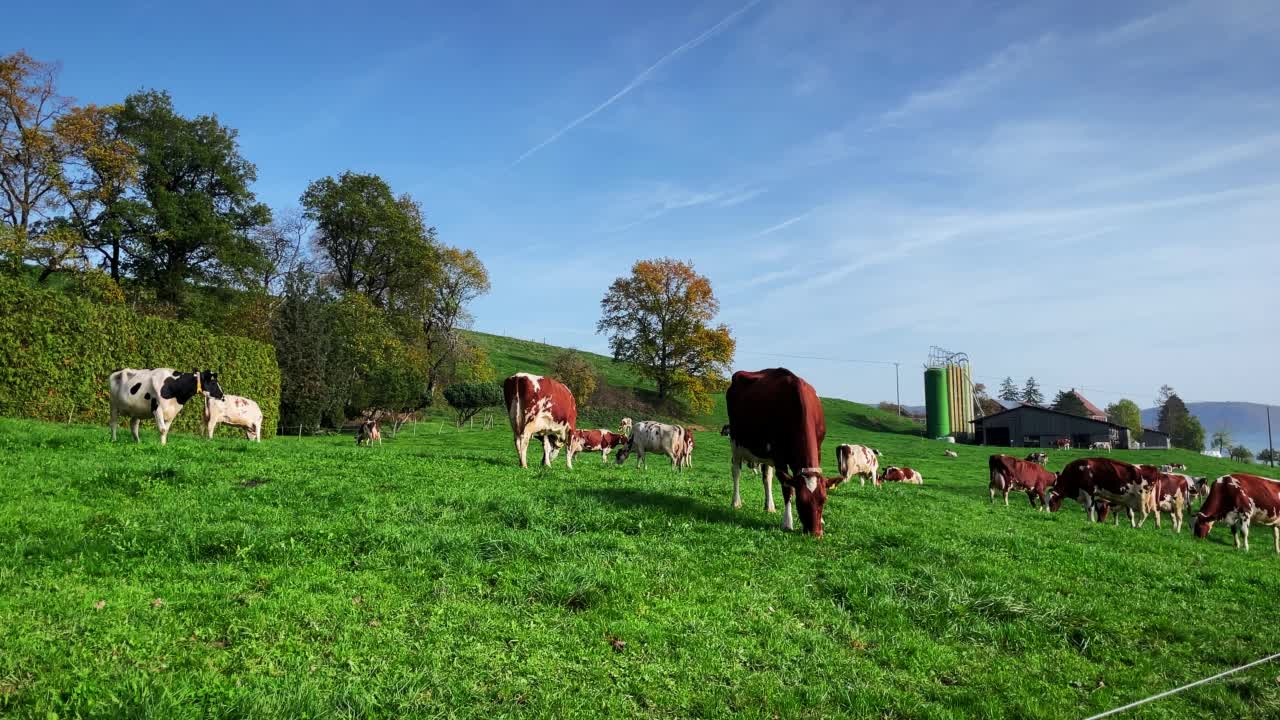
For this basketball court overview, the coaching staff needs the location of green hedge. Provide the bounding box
[0,277,281,439]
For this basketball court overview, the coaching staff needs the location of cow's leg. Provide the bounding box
[1241,522,1250,551]
[515,432,529,468]
[563,440,573,470]
[1128,506,1137,528]
[154,411,168,446]
[128,417,141,443]
[989,485,996,504]
[732,459,744,509]
[541,435,553,467]
[763,465,776,513]
[1232,525,1241,549]
[110,402,119,442]
[1273,525,1278,554]
[1026,490,1037,509]
[780,483,794,531]
[1038,489,1049,512]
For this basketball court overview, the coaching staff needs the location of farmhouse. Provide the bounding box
[971,404,1138,449]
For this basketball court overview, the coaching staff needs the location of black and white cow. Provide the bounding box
[109,368,224,445]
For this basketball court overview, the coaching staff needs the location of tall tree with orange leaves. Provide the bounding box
[597,258,735,415]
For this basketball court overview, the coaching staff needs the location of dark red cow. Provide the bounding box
[1054,438,1072,450]
[1194,473,1280,552]
[1048,458,1159,526]
[989,454,1056,509]
[503,373,577,468]
[567,428,628,464]
[726,368,843,537]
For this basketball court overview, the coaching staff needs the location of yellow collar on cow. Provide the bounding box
[195,373,203,394]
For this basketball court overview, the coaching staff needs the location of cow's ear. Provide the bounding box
[826,475,845,489]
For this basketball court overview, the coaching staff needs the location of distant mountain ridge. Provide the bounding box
[1141,401,1279,452]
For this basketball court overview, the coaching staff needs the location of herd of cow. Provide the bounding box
[103,366,1280,551]
[990,452,1280,551]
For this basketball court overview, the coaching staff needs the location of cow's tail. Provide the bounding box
[503,376,522,431]
[836,446,849,480]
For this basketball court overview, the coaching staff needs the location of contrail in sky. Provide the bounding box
[509,0,765,168]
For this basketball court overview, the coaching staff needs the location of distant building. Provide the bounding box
[1142,428,1171,449]
[1064,389,1108,422]
[972,404,1136,449]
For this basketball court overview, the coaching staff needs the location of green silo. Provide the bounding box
[924,367,951,439]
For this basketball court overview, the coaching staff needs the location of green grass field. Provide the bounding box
[3,407,1280,719]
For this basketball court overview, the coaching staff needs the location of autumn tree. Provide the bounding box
[54,103,139,281]
[551,350,599,407]
[973,383,1003,416]
[597,258,735,415]
[998,376,1020,402]
[1105,399,1144,443]
[1021,377,1044,406]
[116,90,270,305]
[1051,390,1090,417]
[0,51,72,252]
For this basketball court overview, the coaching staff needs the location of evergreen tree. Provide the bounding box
[1021,377,1044,406]
[998,376,1020,402]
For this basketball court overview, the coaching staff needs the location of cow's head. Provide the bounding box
[1046,488,1065,512]
[784,469,843,537]
[198,369,225,400]
[1193,513,1214,538]
[614,440,634,464]
[620,417,633,435]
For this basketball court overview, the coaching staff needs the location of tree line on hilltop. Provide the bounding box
[1,51,735,430]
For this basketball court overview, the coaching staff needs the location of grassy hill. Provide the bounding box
[465,330,923,435]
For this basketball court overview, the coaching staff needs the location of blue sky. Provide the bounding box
[14,0,1280,407]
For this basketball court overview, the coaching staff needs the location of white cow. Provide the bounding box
[835,444,881,486]
[109,368,224,445]
[615,421,687,470]
[203,393,263,441]
[1091,441,1113,451]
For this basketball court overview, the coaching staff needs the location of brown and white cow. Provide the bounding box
[1054,438,1072,450]
[835,444,880,486]
[989,454,1056,509]
[568,428,628,463]
[203,393,263,441]
[356,418,382,446]
[615,420,686,470]
[726,368,844,536]
[1143,471,1197,532]
[1048,458,1159,526]
[1194,473,1280,552]
[620,417,634,437]
[503,373,577,468]
[1025,452,1048,466]
[679,427,695,468]
[109,368,225,445]
[879,466,924,485]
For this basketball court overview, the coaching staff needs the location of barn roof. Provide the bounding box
[970,403,1128,430]
[1067,389,1108,421]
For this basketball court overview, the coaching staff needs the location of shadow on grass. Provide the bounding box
[581,487,776,530]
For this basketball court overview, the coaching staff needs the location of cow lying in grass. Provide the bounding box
[879,467,923,484]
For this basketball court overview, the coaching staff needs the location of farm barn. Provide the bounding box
[1142,427,1171,449]
[971,404,1138,449]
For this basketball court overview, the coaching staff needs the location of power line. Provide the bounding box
[734,350,898,367]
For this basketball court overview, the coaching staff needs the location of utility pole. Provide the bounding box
[894,362,901,415]
[1269,406,1275,468]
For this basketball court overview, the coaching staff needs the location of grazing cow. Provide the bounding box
[1025,452,1048,465]
[1054,438,1072,450]
[726,368,844,536]
[1160,463,1188,473]
[615,420,686,470]
[568,428,628,463]
[879,466,924,484]
[203,393,263,442]
[1090,441,1113,451]
[989,454,1056,509]
[1194,473,1280,552]
[503,373,578,468]
[1048,458,1160,526]
[1143,471,1196,532]
[835,444,881,487]
[356,419,382,446]
[109,368,224,445]
[944,449,958,458]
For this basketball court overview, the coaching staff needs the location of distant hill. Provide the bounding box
[1141,402,1279,452]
